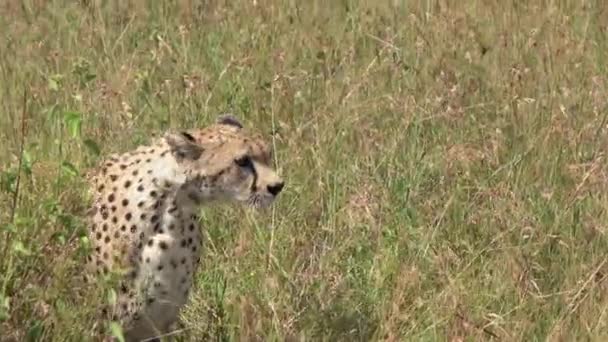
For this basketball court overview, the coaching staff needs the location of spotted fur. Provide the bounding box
[85,115,284,341]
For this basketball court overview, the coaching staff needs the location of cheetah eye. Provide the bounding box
[234,156,253,169]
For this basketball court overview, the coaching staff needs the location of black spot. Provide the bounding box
[150,190,157,197]
[104,236,110,243]
[122,199,129,206]
[145,257,150,263]
[103,252,108,260]
[168,207,177,214]
[108,193,115,202]
[120,164,127,170]
[159,241,168,250]
[130,225,137,233]
[140,214,147,220]
[180,240,187,248]
[125,213,132,221]
[110,206,117,212]
[189,224,195,231]
[151,215,159,223]
[96,232,102,240]
[97,185,105,192]
[114,231,120,239]
[112,216,118,224]
[137,184,144,192]
[120,225,126,232]
[109,175,118,182]
[170,259,178,268]
[102,224,108,232]
[137,201,145,208]
[181,258,186,264]
[101,211,109,220]
[124,180,131,188]
[146,158,151,163]
[153,281,161,288]
[181,131,197,142]
[148,239,154,247]
[132,170,138,176]
[157,264,163,271]
[169,224,175,230]
[187,237,193,245]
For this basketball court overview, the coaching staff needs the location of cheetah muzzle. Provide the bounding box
[85,114,284,341]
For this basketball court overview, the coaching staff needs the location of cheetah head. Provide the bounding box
[165,114,284,209]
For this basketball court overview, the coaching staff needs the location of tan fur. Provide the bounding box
[85,115,284,341]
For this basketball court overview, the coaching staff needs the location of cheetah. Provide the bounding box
[84,114,284,341]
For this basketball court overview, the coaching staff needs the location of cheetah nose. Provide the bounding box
[267,182,284,196]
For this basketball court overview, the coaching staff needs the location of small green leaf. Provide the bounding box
[0,170,17,194]
[48,78,58,91]
[109,322,125,342]
[0,295,10,322]
[61,161,79,177]
[108,288,117,306]
[22,150,33,176]
[53,233,66,245]
[79,236,91,252]
[13,241,32,256]
[83,138,101,156]
[83,72,97,83]
[63,111,82,138]
[47,74,64,92]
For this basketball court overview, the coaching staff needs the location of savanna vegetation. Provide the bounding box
[1,1,608,341]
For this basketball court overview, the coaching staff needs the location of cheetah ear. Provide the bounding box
[216,113,243,129]
[164,131,204,160]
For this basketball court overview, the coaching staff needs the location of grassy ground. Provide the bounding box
[1,0,608,341]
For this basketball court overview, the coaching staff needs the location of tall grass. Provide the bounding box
[1,1,608,340]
